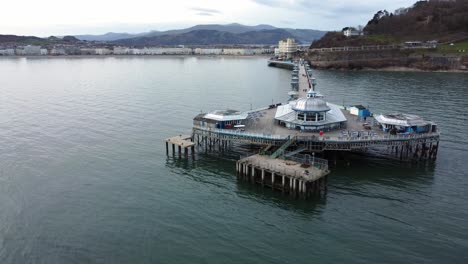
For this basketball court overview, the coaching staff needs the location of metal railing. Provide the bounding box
[193,126,439,144]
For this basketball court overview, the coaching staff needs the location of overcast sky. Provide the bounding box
[1,0,417,36]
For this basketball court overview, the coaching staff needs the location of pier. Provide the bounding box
[191,61,440,161]
[165,135,195,157]
[236,154,329,197]
[267,59,295,70]
[167,59,440,198]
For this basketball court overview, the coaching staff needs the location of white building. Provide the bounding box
[40,48,48,55]
[15,48,25,56]
[343,28,363,37]
[222,48,246,55]
[113,46,130,55]
[95,48,112,55]
[50,48,66,55]
[23,45,42,55]
[0,48,15,56]
[194,48,223,55]
[275,88,347,131]
[276,38,298,58]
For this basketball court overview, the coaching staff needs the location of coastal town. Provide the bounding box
[0,44,279,56]
[0,38,305,56]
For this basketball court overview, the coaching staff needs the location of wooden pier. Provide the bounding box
[165,135,195,157]
[236,154,329,198]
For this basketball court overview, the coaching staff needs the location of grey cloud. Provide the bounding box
[196,12,214,16]
[189,7,221,14]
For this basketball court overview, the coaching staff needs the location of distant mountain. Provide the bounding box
[143,23,278,37]
[74,23,326,44]
[113,29,296,46]
[74,32,146,42]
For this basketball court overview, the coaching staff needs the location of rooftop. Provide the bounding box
[375,113,431,127]
[203,109,248,121]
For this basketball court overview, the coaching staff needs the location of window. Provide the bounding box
[317,113,325,121]
[306,114,315,121]
[298,113,305,121]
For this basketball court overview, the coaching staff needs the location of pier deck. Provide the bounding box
[236,154,329,197]
[165,135,195,148]
[239,154,328,181]
[165,135,195,156]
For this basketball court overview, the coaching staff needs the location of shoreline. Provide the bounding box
[312,66,468,73]
[0,54,271,59]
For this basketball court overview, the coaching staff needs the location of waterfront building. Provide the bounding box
[222,48,245,55]
[0,48,15,56]
[40,48,48,55]
[275,88,347,131]
[23,45,42,55]
[64,46,81,55]
[50,47,66,55]
[113,46,129,55]
[80,48,97,55]
[95,48,112,55]
[375,113,436,134]
[277,38,298,58]
[15,48,25,56]
[194,48,223,55]
[193,110,248,129]
[128,49,142,55]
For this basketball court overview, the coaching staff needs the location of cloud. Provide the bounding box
[196,12,214,16]
[251,0,283,7]
[189,7,221,15]
[280,20,294,25]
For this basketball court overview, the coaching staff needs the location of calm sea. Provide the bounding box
[0,57,467,264]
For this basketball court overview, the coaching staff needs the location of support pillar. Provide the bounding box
[261,169,265,186]
[271,172,275,188]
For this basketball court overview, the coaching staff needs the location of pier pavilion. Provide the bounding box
[375,113,437,134]
[193,109,248,129]
[275,88,347,132]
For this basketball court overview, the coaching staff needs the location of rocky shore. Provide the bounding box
[306,49,468,72]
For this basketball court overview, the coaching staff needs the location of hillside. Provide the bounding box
[0,35,81,45]
[76,23,326,44]
[311,0,468,48]
[364,0,468,41]
[0,35,49,45]
[113,29,296,46]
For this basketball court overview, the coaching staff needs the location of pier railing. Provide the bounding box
[286,154,329,171]
[296,131,440,143]
[193,126,288,141]
[194,125,439,144]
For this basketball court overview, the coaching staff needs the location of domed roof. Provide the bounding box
[292,97,330,112]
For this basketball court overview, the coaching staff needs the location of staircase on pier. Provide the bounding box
[270,136,297,159]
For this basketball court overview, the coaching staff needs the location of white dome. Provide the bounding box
[292,98,330,112]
